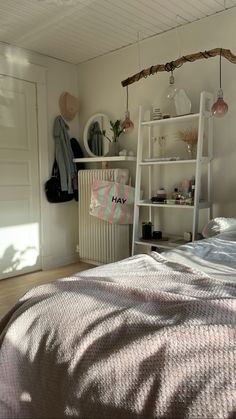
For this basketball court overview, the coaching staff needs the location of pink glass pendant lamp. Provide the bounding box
[122,86,134,133]
[211,49,228,117]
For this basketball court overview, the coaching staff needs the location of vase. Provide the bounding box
[108,142,120,156]
[186,143,197,159]
[158,135,166,158]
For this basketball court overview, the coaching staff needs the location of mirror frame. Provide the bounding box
[83,113,111,157]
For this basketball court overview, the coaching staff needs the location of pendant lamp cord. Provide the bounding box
[220,48,222,89]
[126,86,129,112]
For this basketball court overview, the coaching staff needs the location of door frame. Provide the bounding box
[0,56,48,272]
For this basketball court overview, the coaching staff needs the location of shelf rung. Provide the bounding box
[134,237,188,249]
[137,200,211,209]
[138,201,194,208]
[141,113,200,126]
[139,156,209,165]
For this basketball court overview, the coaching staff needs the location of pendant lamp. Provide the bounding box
[211,49,228,117]
[166,70,178,100]
[164,70,180,117]
[122,86,134,133]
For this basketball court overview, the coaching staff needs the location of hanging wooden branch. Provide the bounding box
[121,48,236,87]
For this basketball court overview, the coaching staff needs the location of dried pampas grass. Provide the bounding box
[176,127,198,145]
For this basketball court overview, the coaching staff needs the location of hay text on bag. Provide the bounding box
[112,196,127,204]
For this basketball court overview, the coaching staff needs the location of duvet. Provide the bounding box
[0,251,235,419]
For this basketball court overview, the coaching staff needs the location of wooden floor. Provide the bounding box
[0,261,92,320]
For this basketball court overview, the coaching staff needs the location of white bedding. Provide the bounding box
[163,231,236,281]
[0,245,235,419]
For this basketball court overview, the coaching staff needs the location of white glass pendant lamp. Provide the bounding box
[164,69,180,117]
[166,70,178,100]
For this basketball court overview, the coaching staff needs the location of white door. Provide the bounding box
[0,75,41,280]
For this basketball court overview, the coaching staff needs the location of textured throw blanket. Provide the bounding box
[0,253,235,419]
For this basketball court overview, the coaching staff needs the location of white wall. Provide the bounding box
[42,57,80,269]
[77,8,236,236]
[0,43,80,270]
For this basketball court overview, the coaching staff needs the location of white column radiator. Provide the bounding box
[78,169,130,265]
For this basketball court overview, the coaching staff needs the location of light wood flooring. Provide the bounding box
[0,261,92,320]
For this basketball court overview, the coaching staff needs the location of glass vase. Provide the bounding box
[186,143,197,159]
[108,142,120,156]
[158,135,166,158]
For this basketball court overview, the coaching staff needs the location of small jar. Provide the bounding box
[156,188,167,203]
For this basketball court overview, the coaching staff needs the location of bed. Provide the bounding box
[0,219,236,419]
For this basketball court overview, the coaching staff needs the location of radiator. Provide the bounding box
[78,169,130,265]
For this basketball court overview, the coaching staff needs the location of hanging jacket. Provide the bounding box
[70,137,85,201]
[53,116,77,194]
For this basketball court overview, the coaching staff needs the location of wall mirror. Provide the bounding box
[83,113,111,157]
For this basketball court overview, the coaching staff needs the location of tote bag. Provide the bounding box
[90,179,136,224]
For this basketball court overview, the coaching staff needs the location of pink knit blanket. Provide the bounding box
[0,253,235,418]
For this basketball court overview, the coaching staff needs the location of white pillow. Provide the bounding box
[202,217,236,238]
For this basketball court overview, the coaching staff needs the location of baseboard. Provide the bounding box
[79,258,102,266]
[42,253,80,270]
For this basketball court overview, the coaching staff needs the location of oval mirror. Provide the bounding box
[83,113,111,157]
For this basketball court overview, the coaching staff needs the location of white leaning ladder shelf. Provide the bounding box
[132,91,214,255]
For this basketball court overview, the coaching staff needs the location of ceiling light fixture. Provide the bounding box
[122,86,134,133]
[211,49,228,117]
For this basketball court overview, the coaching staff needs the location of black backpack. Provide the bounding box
[45,159,74,203]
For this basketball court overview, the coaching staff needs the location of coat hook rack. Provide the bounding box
[121,48,236,87]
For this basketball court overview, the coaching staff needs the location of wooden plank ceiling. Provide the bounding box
[0,0,235,64]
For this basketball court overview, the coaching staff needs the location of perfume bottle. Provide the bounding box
[188,176,195,203]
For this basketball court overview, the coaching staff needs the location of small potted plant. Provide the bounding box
[100,120,123,156]
[142,221,153,240]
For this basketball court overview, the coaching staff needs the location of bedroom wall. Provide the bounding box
[0,43,80,270]
[77,8,236,237]
[39,56,80,269]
